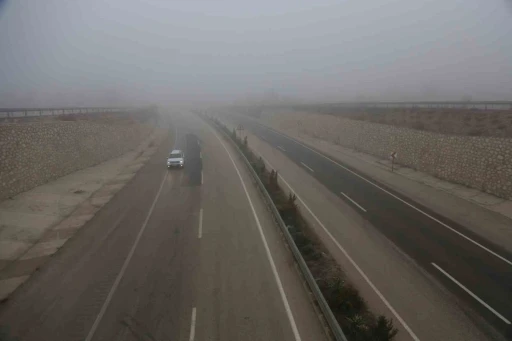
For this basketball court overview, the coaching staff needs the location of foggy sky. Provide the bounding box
[1,0,511,107]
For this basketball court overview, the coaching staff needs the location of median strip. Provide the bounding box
[205,115,399,341]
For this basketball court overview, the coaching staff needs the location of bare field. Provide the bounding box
[312,107,512,138]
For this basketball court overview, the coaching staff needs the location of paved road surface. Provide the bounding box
[0,113,327,341]
[236,117,512,340]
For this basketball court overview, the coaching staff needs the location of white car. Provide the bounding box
[167,150,185,168]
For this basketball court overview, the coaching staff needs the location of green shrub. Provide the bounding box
[369,316,398,340]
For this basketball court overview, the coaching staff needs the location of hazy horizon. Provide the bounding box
[1,0,511,107]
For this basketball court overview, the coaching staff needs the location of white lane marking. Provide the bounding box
[277,145,286,152]
[255,122,512,267]
[201,170,203,185]
[209,127,302,341]
[258,153,420,341]
[189,307,197,341]
[174,123,179,148]
[340,192,367,212]
[432,263,511,324]
[85,172,169,341]
[200,151,202,159]
[198,208,203,239]
[300,162,314,173]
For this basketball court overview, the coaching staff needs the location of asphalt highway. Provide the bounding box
[0,113,327,341]
[236,116,512,339]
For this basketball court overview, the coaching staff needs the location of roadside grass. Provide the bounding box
[217,118,398,341]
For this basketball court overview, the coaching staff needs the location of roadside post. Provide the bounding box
[390,151,397,172]
[236,124,244,139]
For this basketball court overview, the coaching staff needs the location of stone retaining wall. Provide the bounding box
[0,121,153,201]
[263,110,512,200]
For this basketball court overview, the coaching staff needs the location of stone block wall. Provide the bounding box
[0,121,153,201]
[264,110,512,200]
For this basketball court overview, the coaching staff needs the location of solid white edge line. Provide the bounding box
[198,208,203,239]
[277,145,286,152]
[300,162,314,173]
[431,263,511,324]
[209,126,302,341]
[340,192,367,212]
[85,172,169,341]
[189,307,197,341]
[254,122,512,267]
[258,153,420,341]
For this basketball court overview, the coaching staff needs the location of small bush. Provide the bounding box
[369,316,399,341]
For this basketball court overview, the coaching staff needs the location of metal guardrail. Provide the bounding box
[0,107,134,118]
[207,116,348,341]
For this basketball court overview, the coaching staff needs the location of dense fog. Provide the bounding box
[1,0,511,107]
